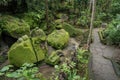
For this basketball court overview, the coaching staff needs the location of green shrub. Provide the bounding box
[52,62,81,80]
[77,49,89,78]
[21,11,45,29]
[94,20,102,28]
[104,19,120,45]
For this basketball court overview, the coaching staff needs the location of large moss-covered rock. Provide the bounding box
[62,22,83,37]
[8,35,46,67]
[0,15,30,38]
[31,28,47,61]
[47,29,69,49]
[54,20,83,37]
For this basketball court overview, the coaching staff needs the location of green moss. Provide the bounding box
[56,13,63,19]
[55,19,62,24]
[62,22,83,37]
[31,28,47,61]
[0,15,30,38]
[54,20,83,36]
[31,28,46,41]
[8,35,46,67]
[47,29,69,49]
[8,37,36,67]
[32,39,46,62]
[98,30,106,44]
[45,50,62,66]
[56,24,63,29]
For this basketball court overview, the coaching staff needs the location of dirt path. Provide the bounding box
[90,28,120,80]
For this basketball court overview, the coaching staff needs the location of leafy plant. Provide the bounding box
[77,49,88,64]
[52,61,81,80]
[0,63,42,80]
[103,16,120,45]
[76,48,89,79]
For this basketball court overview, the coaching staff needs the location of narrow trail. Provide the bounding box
[90,28,120,80]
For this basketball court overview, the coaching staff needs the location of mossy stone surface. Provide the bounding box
[62,22,83,37]
[45,50,62,66]
[54,21,83,37]
[8,36,36,67]
[8,35,46,67]
[31,28,46,41]
[47,29,69,49]
[0,15,30,38]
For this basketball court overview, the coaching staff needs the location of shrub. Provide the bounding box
[104,18,120,45]
[0,63,46,80]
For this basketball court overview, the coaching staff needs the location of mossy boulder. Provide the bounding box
[0,15,30,38]
[8,35,46,67]
[31,27,46,41]
[47,29,69,49]
[31,28,47,61]
[54,21,83,37]
[45,50,62,66]
[62,22,83,37]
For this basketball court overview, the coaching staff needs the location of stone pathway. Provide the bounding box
[90,28,120,80]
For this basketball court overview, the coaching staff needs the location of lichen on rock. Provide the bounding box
[47,29,69,49]
[0,15,30,38]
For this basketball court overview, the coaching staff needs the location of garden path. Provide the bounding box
[90,28,120,80]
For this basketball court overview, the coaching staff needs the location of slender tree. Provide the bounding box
[45,0,49,28]
[87,0,96,49]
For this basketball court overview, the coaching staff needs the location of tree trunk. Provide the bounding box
[87,0,96,49]
[45,0,49,28]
